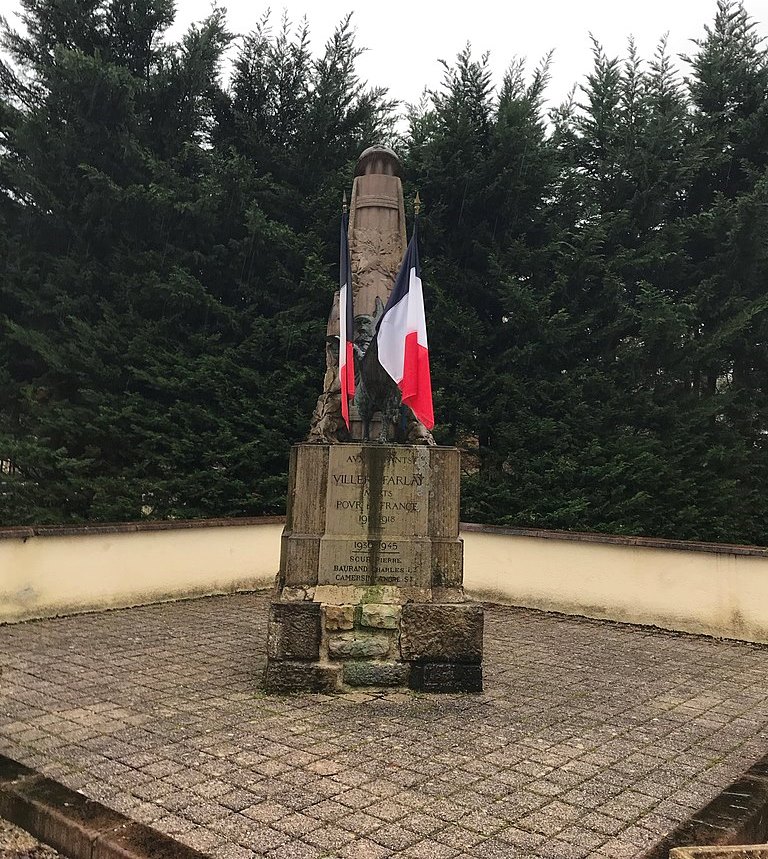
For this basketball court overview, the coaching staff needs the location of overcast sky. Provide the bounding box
[1,0,766,111]
[170,0,768,110]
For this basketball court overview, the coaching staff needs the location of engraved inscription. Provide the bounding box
[323,445,429,537]
[318,445,432,587]
[318,537,431,587]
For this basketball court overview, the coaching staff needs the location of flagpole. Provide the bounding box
[339,190,354,430]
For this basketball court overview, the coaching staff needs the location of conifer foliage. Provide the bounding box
[1,1,767,543]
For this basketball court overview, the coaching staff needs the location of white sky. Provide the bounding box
[169,0,768,111]
[1,0,766,111]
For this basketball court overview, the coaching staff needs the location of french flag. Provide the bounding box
[339,209,355,429]
[376,223,435,430]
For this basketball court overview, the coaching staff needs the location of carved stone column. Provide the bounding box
[307,146,433,445]
[348,146,407,318]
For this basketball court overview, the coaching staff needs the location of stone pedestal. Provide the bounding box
[264,443,484,693]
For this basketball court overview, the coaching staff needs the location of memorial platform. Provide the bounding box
[3,592,768,857]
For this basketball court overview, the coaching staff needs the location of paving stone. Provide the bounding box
[338,810,384,835]
[367,801,412,823]
[266,841,323,859]
[401,838,459,858]
[434,825,485,849]
[303,824,357,850]
[273,812,322,837]
[339,839,393,858]
[211,844,260,859]
[242,801,290,824]
[220,789,263,812]
[370,823,421,850]
[239,824,289,851]
[4,592,768,859]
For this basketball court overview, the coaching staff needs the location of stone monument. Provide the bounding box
[264,146,484,693]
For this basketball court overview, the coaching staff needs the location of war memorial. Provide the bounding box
[264,146,485,694]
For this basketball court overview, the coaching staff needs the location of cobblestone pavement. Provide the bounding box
[2,593,768,859]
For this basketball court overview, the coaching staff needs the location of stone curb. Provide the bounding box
[670,846,768,857]
[641,751,768,858]
[0,754,209,859]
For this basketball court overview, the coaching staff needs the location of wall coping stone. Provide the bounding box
[2,515,767,559]
[460,523,768,558]
[0,515,285,541]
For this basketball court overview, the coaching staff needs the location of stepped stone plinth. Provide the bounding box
[264,442,483,693]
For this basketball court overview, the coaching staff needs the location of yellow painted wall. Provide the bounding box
[3,522,768,645]
[462,531,768,644]
[0,524,281,623]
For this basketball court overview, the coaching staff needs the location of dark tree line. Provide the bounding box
[1,0,767,544]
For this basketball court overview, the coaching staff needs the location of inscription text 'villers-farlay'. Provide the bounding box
[317,445,432,587]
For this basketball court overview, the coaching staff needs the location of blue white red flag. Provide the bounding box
[339,210,355,428]
[375,224,434,430]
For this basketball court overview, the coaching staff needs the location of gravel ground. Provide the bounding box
[0,819,59,858]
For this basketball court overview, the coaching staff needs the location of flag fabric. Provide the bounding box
[375,224,434,430]
[339,210,355,429]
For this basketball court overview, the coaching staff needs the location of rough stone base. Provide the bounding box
[409,662,483,693]
[264,597,483,693]
[263,660,342,694]
[343,661,409,687]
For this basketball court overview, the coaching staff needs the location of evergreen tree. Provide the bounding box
[3,0,768,545]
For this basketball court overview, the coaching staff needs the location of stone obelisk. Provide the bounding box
[308,146,432,445]
[264,146,484,694]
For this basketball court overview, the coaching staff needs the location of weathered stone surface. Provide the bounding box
[409,662,483,693]
[318,537,432,588]
[427,447,460,538]
[360,603,401,629]
[324,444,430,534]
[279,534,321,587]
[267,602,321,661]
[400,603,483,664]
[263,660,342,694]
[285,445,329,534]
[430,538,464,588]
[281,587,311,603]
[313,584,432,606]
[343,661,409,687]
[314,444,438,588]
[328,633,390,660]
[431,587,466,603]
[324,604,354,631]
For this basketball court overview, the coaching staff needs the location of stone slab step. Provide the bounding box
[0,754,208,859]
